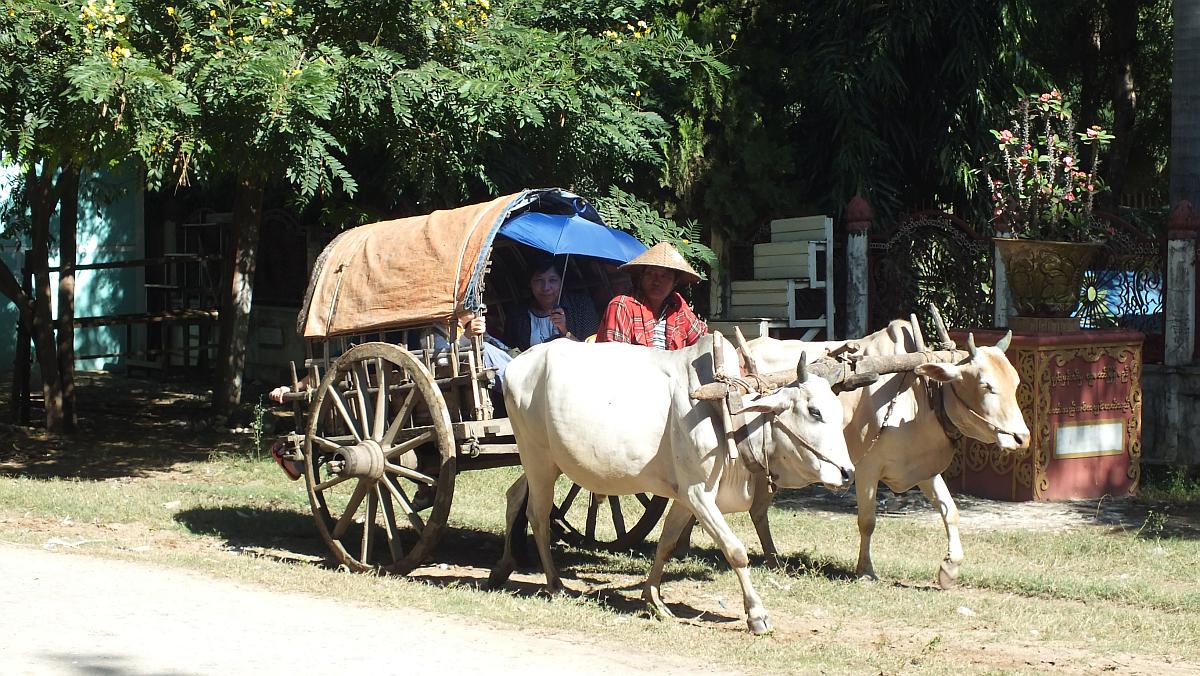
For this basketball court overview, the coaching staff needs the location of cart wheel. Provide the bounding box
[304,342,455,574]
[550,480,668,552]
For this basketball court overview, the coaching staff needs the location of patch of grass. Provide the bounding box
[1139,464,1200,504]
[2,455,1199,674]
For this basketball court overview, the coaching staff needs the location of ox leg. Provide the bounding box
[749,473,781,570]
[685,490,772,635]
[487,474,529,589]
[918,474,964,589]
[669,517,695,560]
[524,468,564,593]
[855,478,879,580]
[642,500,697,619]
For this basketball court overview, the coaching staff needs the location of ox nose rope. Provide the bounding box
[772,415,847,476]
[941,381,1023,439]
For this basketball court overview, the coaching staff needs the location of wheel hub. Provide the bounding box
[334,439,385,479]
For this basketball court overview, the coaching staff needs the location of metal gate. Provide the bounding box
[868,211,994,332]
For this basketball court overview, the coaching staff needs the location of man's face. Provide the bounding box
[638,267,678,306]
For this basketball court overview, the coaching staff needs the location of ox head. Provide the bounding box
[732,353,855,491]
[915,331,1031,450]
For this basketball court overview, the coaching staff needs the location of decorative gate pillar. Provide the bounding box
[992,221,1013,328]
[1165,201,1197,365]
[845,196,871,339]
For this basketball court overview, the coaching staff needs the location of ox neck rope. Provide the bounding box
[929,382,965,442]
[731,408,773,490]
[863,371,915,455]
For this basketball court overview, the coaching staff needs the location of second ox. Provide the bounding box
[488,332,856,634]
[742,320,1030,587]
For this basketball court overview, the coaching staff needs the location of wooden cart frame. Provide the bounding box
[280,188,666,574]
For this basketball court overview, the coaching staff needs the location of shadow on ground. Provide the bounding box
[772,484,1200,540]
[1,372,274,480]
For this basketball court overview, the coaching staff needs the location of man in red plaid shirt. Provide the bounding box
[597,242,708,350]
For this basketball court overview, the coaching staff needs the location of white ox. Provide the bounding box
[487,333,855,634]
[743,321,1030,586]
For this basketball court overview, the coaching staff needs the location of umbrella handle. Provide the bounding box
[554,253,569,308]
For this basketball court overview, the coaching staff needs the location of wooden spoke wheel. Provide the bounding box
[304,342,456,574]
[550,479,668,552]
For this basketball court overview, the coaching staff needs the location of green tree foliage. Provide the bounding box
[0,0,196,431]
[667,1,1171,239]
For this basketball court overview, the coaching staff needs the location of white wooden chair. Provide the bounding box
[724,215,835,340]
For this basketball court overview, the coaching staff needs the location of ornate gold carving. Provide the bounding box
[994,239,1103,316]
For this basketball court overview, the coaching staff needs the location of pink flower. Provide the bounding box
[1051,89,1061,99]
[999,129,1014,143]
[1087,184,1095,191]
[1064,192,1075,202]
[994,208,1004,217]
[1039,93,1051,102]
[1062,156,1074,167]
[1086,127,1101,139]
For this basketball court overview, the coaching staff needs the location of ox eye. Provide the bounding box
[981,382,996,394]
[808,406,823,422]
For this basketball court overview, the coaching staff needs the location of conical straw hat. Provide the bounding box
[620,242,702,285]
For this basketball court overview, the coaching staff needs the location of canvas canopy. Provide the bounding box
[297,189,599,338]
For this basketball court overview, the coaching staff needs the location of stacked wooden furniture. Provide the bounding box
[709,215,835,340]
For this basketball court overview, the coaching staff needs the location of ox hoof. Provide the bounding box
[645,600,676,621]
[485,568,510,590]
[937,561,961,590]
[747,616,774,636]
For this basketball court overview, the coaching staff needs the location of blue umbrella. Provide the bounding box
[497,211,647,265]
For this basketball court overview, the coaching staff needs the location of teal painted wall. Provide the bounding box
[0,165,144,374]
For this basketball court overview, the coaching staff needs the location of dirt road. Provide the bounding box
[1,545,737,675]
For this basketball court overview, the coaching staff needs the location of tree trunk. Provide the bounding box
[1,251,35,424]
[1171,0,1200,208]
[1101,0,1139,207]
[213,173,265,418]
[55,164,81,431]
[27,165,65,432]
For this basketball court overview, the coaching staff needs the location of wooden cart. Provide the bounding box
[279,188,667,574]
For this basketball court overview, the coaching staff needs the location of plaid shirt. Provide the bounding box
[597,292,707,350]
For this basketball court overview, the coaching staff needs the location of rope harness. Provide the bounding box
[711,365,840,494]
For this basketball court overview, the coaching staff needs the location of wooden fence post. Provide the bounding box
[1165,201,1197,365]
[844,196,871,338]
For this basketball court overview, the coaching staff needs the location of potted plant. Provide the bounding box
[986,89,1115,320]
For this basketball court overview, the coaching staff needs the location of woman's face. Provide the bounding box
[529,268,562,310]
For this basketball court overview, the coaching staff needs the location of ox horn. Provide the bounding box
[995,329,1013,353]
[734,326,760,375]
[929,303,956,350]
[796,351,809,383]
[967,333,978,360]
[909,313,926,352]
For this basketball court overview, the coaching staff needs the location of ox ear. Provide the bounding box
[916,362,963,383]
[730,391,793,416]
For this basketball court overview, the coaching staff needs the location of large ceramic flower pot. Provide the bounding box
[994,238,1103,318]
